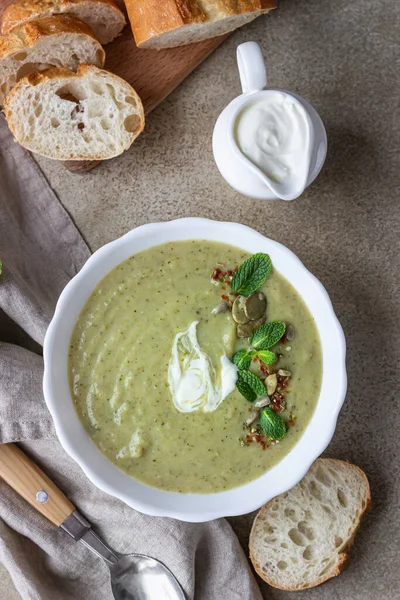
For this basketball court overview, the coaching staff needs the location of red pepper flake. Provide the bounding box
[226,270,233,277]
[259,360,269,377]
[270,391,286,412]
[225,280,231,285]
[254,434,267,450]
[288,419,296,427]
[221,294,229,301]
[221,285,226,290]
[211,268,222,281]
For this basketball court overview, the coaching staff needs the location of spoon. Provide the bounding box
[0,443,185,600]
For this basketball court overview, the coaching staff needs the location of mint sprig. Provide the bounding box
[233,348,277,372]
[232,349,254,370]
[233,321,284,402]
[257,350,278,365]
[260,407,287,440]
[236,369,266,402]
[231,253,272,297]
[251,321,286,350]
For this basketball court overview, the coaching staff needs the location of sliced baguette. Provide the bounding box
[0,15,105,106]
[4,64,144,160]
[124,0,276,50]
[249,458,371,591]
[1,0,125,44]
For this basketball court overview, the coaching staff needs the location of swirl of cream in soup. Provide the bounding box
[168,321,238,413]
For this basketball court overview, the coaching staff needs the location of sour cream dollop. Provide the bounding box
[168,321,238,413]
[234,91,311,188]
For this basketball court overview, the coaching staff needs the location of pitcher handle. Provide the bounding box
[237,42,267,94]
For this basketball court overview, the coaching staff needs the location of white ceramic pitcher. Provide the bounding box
[212,42,327,201]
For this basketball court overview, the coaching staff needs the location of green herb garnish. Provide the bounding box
[251,320,286,350]
[231,253,272,297]
[233,348,277,371]
[236,369,266,402]
[226,255,292,442]
[259,407,287,440]
[256,349,278,365]
[232,349,254,370]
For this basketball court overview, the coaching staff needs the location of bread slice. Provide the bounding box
[124,0,276,49]
[1,0,125,45]
[249,458,371,591]
[4,64,144,160]
[0,15,105,106]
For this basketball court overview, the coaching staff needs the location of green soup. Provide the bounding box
[69,241,322,493]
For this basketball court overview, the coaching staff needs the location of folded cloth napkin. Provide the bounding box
[0,116,263,600]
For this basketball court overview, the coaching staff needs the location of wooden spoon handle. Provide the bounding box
[0,443,75,527]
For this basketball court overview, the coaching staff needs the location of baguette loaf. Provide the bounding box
[249,459,371,591]
[124,0,276,49]
[0,15,105,106]
[4,64,144,160]
[1,0,126,44]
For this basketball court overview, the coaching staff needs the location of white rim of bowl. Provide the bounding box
[43,218,347,522]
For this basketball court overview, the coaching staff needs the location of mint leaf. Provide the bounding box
[231,253,272,297]
[259,407,287,440]
[257,350,278,365]
[232,349,254,370]
[236,369,266,402]
[251,320,286,350]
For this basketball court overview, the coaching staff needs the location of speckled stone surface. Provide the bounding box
[2,0,399,597]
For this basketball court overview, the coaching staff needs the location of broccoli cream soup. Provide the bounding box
[69,241,322,493]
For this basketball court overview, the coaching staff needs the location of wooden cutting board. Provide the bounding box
[0,0,227,172]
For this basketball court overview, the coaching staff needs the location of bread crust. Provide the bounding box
[4,64,145,161]
[124,0,276,48]
[0,15,104,61]
[1,0,125,41]
[249,458,371,591]
[123,0,203,49]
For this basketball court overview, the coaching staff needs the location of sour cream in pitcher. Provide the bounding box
[234,91,311,189]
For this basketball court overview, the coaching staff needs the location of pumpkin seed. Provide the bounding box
[265,373,278,396]
[278,369,291,377]
[211,301,230,315]
[244,291,267,320]
[254,397,271,408]
[250,314,266,330]
[286,325,295,341]
[244,411,259,427]
[232,296,250,324]
[236,322,254,338]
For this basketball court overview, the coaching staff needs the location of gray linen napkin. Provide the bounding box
[0,117,262,600]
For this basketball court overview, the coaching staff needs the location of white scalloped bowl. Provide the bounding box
[43,218,346,522]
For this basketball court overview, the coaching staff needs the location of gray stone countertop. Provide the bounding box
[2,0,399,598]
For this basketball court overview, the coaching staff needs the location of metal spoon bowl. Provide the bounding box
[111,554,185,600]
